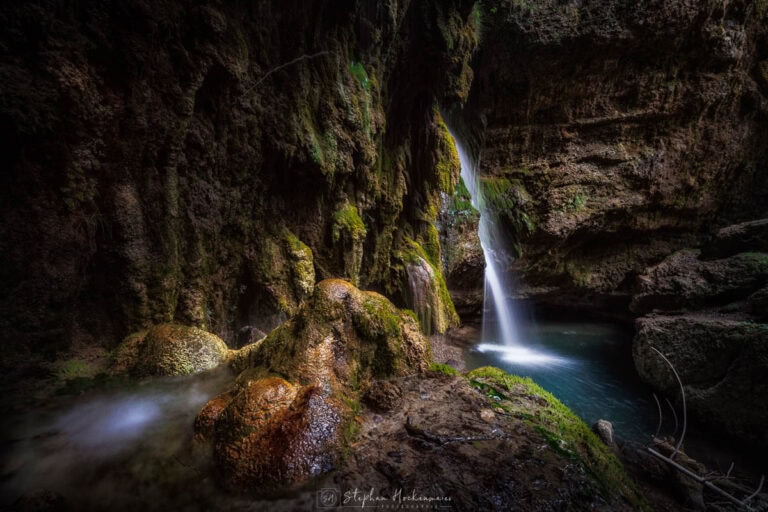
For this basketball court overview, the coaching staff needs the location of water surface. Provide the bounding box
[464,321,658,442]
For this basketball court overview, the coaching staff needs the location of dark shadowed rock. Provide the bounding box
[701,218,768,260]
[630,250,768,314]
[633,315,768,448]
[362,380,403,412]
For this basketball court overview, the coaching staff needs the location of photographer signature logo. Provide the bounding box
[317,487,452,509]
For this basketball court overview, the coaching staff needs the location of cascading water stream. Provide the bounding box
[447,126,558,364]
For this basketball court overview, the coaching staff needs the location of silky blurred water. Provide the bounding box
[0,370,234,510]
[464,321,658,442]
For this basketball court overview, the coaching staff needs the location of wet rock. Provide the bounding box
[633,315,768,448]
[231,279,430,383]
[209,377,344,489]
[194,391,234,439]
[329,370,645,511]
[630,250,768,314]
[197,279,430,490]
[592,419,615,447]
[114,323,229,376]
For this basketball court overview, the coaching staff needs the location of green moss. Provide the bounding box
[476,176,535,256]
[349,61,369,90]
[54,358,96,381]
[420,223,441,268]
[340,395,362,460]
[333,203,367,243]
[428,362,459,376]
[555,186,588,214]
[467,367,648,510]
[434,111,461,195]
[739,252,768,269]
[282,229,315,298]
[355,293,402,341]
[401,309,419,323]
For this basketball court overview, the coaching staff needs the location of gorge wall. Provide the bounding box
[439,0,768,449]
[448,0,768,318]
[0,0,478,356]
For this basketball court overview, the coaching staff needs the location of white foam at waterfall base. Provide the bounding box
[476,343,565,365]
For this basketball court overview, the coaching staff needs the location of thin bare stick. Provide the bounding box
[744,475,764,503]
[244,51,337,94]
[726,462,734,479]
[650,347,687,458]
[652,393,663,439]
[665,397,679,438]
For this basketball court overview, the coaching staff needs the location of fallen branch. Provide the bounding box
[647,447,757,511]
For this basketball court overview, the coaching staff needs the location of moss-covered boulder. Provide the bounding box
[198,279,430,490]
[113,323,229,376]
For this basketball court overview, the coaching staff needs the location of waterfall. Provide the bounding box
[452,134,522,347]
[447,125,557,365]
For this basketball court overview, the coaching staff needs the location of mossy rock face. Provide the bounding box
[400,239,459,335]
[199,279,429,490]
[116,323,229,376]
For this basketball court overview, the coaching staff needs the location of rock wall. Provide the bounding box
[631,219,768,448]
[453,0,768,317]
[0,0,477,354]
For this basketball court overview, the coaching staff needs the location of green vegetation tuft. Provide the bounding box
[349,61,369,90]
[55,358,95,381]
[333,203,367,243]
[428,362,459,376]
